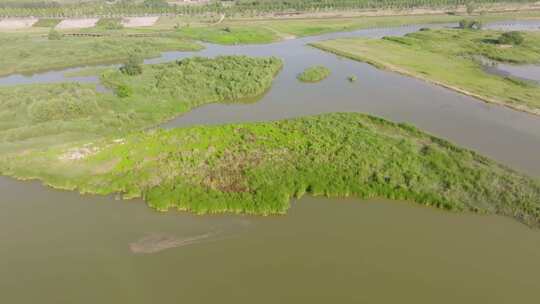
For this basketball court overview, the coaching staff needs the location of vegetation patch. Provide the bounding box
[297,66,331,83]
[498,31,524,45]
[0,33,202,76]
[459,18,483,29]
[33,18,61,28]
[312,29,540,115]
[1,113,538,227]
[0,55,282,153]
[177,25,278,45]
[95,18,124,30]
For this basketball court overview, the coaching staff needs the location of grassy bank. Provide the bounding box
[0,112,538,227]
[0,32,201,76]
[220,11,540,39]
[297,66,331,83]
[312,29,540,115]
[0,55,282,153]
[177,25,278,45]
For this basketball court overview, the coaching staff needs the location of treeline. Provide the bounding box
[0,0,537,17]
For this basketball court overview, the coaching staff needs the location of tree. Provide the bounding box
[120,54,143,76]
[459,19,482,30]
[466,2,476,15]
[116,84,132,98]
[48,29,62,40]
[498,31,524,45]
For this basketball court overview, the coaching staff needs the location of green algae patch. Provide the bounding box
[2,113,539,227]
[297,66,331,83]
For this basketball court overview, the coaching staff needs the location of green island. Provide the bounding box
[312,28,540,115]
[1,113,538,227]
[297,65,331,83]
[0,55,282,153]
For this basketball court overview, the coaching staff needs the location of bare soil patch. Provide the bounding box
[0,18,38,29]
[121,16,159,28]
[56,18,99,29]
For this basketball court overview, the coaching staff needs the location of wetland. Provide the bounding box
[1,16,540,304]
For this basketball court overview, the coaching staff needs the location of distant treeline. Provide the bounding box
[0,0,537,17]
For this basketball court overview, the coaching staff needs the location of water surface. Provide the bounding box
[1,176,539,303]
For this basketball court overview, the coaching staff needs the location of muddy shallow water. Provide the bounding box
[1,21,540,303]
[1,176,539,303]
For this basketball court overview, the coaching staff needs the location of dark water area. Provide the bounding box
[1,22,540,303]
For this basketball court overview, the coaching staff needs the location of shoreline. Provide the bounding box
[310,43,540,117]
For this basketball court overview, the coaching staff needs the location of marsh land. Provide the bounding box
[1,3,540,303]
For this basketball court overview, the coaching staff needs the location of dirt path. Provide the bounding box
[56,18,99,29]
[122,16,159,28]
[0,18,38,29]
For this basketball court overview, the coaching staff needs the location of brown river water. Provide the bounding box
[1,21,540,303]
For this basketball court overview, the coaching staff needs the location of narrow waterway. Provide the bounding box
[1,21,540,303]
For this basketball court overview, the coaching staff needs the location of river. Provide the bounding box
[1,21,540,303]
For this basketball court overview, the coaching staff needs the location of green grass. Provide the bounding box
[32,18,62,28]
[249,11,540,38]
[177,25,278,45]
[0,33,201,76]
[312,29,540,115]
[1,112,538,227]
[0,55,283,153]
[95,18,124,30]
[297,65,331,83]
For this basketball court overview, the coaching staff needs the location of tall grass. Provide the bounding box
[297,65,331,83]
[1,113,538,227]
[0,55,283,153]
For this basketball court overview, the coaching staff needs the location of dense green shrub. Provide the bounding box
[119,54,143,76]
[96,18,124,30]
[47,29,62,40]
[116,84,132,98]
[498,31,525,45]
[459,19,482,30]
[297,66,331,83]
[28,88,99,122]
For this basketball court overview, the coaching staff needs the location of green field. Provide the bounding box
[297,65,331,82]
[0,55,282,153]
[177,25,278,45]
[1,112,538,227]
[0,32,201,76]
[312,28,540,115]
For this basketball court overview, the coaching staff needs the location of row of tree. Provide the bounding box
[0,0,537,17]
